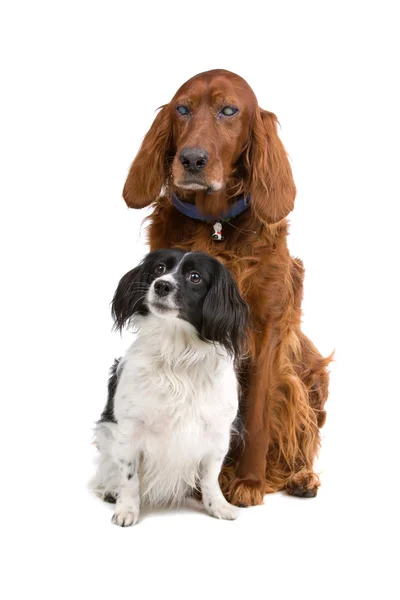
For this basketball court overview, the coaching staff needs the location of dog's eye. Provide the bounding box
[177,105,190,116]
[220,106,238,116]
[189,272,202,284]
[155,264,166,275]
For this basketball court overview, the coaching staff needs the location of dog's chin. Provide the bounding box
[148,303,179,319]
[175,181,208,191]
[174,179,224,193]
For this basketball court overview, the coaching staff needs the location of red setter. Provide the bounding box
[122,69,331,506]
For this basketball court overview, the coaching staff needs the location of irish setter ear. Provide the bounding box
[246,109,296,224]
[122,105,173,208]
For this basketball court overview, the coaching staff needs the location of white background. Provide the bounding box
[1,1,399,598]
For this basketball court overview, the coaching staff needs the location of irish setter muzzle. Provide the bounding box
[122,69,332,506]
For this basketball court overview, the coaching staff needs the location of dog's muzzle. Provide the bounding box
[148,277,178,316]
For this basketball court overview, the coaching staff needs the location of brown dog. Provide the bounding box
[122,69,331,506]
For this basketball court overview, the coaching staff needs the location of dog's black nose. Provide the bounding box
[154,280,173,297]
[179,148,209,172]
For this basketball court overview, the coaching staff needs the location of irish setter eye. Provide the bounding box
[155,264,166,275]
[189,272,202,284]
[221,106,238,116]
[177,105,190,116]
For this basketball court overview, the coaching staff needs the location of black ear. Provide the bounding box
[111,262,152,331]
[201,262,249,357]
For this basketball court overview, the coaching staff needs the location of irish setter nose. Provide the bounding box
[179,147,209,173]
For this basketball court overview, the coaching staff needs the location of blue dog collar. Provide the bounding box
[170,192,250,222]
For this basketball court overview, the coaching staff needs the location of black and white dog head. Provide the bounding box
[112,249,249,357]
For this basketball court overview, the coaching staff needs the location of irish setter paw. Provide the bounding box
[225,478,266,507]
[286,471,320,498]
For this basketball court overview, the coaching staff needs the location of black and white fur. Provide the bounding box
[91,249,248,526]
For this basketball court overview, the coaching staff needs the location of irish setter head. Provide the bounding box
[123,69,296,223]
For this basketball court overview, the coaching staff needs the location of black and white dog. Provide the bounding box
[91,249,249,526]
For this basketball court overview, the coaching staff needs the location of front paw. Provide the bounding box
[226,477,265,507]
[206,499,238,521]
[111,507,139,527]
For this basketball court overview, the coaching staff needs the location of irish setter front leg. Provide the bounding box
[228,368,269,506]
[222,328,274,507]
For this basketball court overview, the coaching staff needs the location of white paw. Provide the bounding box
[206,499,238,521]
[111,508,139,527]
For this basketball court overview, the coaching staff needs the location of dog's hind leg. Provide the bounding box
[285,332,332,497]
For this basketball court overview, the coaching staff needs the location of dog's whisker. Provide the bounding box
[130,294,148,311]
